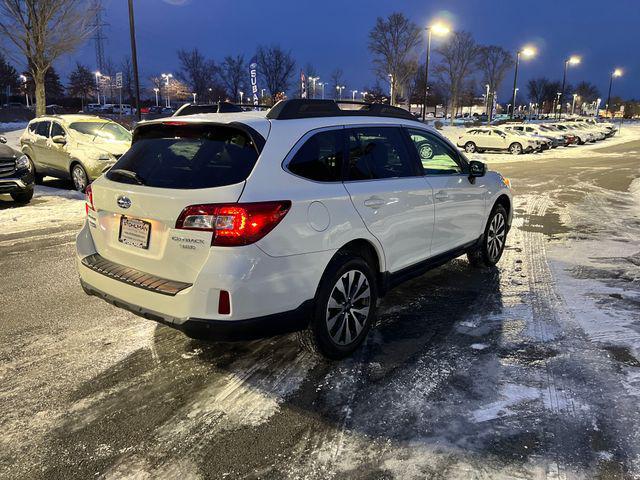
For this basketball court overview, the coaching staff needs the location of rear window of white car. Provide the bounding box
[106,123,260,189]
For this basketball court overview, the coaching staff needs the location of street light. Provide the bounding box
[94,71,101,104]
[336,85,345,100]
[510,45,536,119]
[239,91,244,103]
[422,21,451,120]
[153,87,159,106]
[161,73,173,108]
[361,91,368,101]
[606,68,623,118]
[559,55,581,119]
[318,82,325,99]
[192,92,197,103]
[571,93,578,115]
[388,74,393,105]
[351,90,358,100]
[308,76,319,99]
[19,74,29,107]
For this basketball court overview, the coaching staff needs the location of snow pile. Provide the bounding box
[0,121,28,133]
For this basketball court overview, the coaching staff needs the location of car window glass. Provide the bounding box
[51,122,65,137]
[288,129,344,182]
[35,121,51,137]
[346,127,416,181]
[28,122,38,133]
[407,129,463,175]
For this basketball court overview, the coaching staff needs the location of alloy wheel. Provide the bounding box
[72,165,87,191]
[326,269,371,346]
[487,212,506,261]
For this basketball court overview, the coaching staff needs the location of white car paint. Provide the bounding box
[456,127,539,154]
[76,109,512,337]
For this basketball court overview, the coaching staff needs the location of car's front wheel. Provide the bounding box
[10,187,34,204]
[298,254,377,359]
[464,141,477,153]
[71,163,89,192]
[468,204,508,268]
[509,142,523,155]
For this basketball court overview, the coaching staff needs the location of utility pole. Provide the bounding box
[91,0,108,73]
[128,0,141,121]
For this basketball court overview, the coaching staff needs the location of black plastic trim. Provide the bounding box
[267,99,416,121]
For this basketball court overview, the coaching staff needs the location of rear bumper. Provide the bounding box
[80,279,312,340]
[76,220,331,331]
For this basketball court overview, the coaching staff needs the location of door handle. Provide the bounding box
[434,190,449,201]
[363,196,385,209]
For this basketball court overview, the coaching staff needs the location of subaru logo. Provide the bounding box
[117,195,132,209]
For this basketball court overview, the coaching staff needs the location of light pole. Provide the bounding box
[208,87,213,103]
[261,88,266,100]
[571,93,578,115]
[336,85,345,100]
[19,74,29,107]
[559,55,581,119]
[361,91,368,101]
[421,21,450,120]
[94,71,101,104]
[318,83,325,99]
[309,76,319,99]
[388,74,394,105]
[239,91,244,103]
[153,88,159,106]
[512,88,519,117]
[484,84,490,116]
[192,92,197,103]
[351,90,358,101]
[510,46,536,119]
[606,68,623,118]
[161,73,173,108]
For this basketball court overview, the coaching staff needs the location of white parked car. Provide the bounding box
[551,123,596,144]
[505,124,565,147]
[456,127,539,155]
[76,99,513,358]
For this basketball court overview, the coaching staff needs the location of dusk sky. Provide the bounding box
[56,0,640,101]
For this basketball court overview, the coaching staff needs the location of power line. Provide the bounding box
[90,0,108,72]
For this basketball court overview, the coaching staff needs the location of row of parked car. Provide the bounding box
[455,118,618,155]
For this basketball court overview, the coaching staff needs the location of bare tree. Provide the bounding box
[219,54,246,102]
[368,12,421,105]
[527,77,550,106]
[256,44,296,98]
[329,68,343,99]
[119,56,134,104]
[574,81,600,103]
[176,48,218,100]
[67,62,94,109]
[434,31,481,123]
[477,45,513,115]
[0,0,95,115]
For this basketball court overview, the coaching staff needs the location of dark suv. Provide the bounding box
[0,135,34,204]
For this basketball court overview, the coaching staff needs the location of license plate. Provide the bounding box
[119,217,151,249]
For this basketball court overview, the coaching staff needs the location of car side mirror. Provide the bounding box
[52,135,66,145]
[0,136,6,144]
[469,160,486,178]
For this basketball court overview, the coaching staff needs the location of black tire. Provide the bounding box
[464,141,477,154]
[576,136,585,145]
[297,253,378,359]
[468,204,508,268]
[11,187,34,204]
[509,142,523,155]
[71,163,89,192]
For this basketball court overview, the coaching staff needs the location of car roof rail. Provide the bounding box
[173,101,271,117]
[266,99,416,121]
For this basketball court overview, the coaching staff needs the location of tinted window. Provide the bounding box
[407,129,463,175]
[51,122,65,137]
[288,129,344,182]
[28,122,38,133]
[346,127,416,180]
[107,123,259,189]
[35,121,51,137]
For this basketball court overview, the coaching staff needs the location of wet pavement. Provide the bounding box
[1,137,639,479]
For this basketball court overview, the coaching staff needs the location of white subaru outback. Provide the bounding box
[76,99,512,359]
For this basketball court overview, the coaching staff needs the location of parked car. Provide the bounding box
[537,124,576,146]
[0,135,34,203]
[112,104,135,115]
[76,99,513,359]
[550,123,594,145]
[20,115,132,192]
[504,124,560,148]
[85,103,102,113]
[457,127,539,154]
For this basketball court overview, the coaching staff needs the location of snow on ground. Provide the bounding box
[0,185,84,238]
[439,123,640,165]
[0,121,28,133]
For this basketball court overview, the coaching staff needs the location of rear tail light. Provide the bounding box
[175,201,291,246]
[85,184,94,215]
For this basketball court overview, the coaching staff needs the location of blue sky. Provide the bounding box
[55,0,639,100]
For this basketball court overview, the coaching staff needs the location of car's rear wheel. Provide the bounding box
[464,141,477,153]
[10,187,33,204]
[509,142,523,155]
[71,163,89,192]
[468,204,508,268]
[298,254,377,359]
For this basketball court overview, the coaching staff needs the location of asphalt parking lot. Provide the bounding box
[1,132,639,479]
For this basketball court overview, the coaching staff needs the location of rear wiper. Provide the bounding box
[109,169,145,185]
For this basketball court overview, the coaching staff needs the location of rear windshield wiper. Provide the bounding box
[109,169,145,185]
